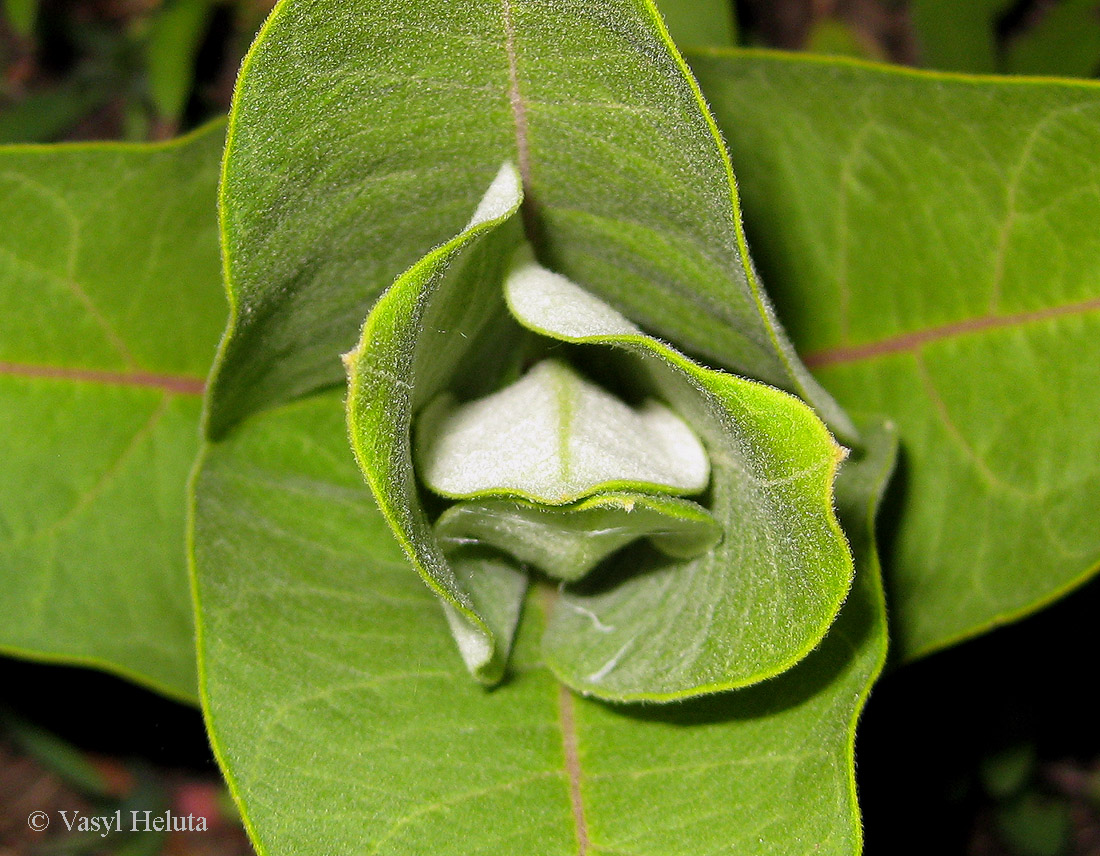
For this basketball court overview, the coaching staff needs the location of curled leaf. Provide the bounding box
[347,166,854,701]
[436,493,721,582]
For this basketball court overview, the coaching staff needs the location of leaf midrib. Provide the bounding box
[502,15,594,848]
[535,585,591,856]
[503,0,537,240]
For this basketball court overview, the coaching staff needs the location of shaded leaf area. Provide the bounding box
[435,493,721,582]
[910,0,1100,77]
[0,122,226,700]
[2,0,37,37]
[1003,0,1100,78]
[909,0,1011,73]
[145,0,220,125]
[192,389,894,856]
[692,51,1100,660]
[210,0,848,439]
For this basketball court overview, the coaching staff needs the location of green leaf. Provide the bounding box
[2,0,37,37]
[806,19,882,62]
[344,163,527,684]
[209,0,851,441]
[2,710,113,797]
[191,387,895,856]
[0,77,111,144]
[997,793,1072,856]
[0,122,226,700]
[145,0,215,123]
[653,0,736,49]
[981,744,1036,800]
[436,494,721,582]
[690,50,1100,659]
[1004,0,1100,79]
[910,0,1012,73]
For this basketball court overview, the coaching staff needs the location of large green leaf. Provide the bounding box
[345,173,851,700]
[191,386,895,856]
[208,0,850,440]
[691,50,1100,659]
[0,122,226,700]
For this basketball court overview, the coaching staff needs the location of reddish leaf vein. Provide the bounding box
[0,362,205,396]
[803,296,1100,368]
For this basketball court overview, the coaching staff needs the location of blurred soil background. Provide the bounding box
[1,1,1099,854]
[0,660,251,855]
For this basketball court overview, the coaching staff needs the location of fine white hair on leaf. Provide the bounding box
[504,244,640,339]
[464,161,521,230]
[416,359,710,504]
[441,601,493,673]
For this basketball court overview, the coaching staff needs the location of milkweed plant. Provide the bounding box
[2,1,1099,854]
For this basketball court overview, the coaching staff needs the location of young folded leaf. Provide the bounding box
[504,248,854,699]
[435,493,722,582]
[347,165,855,702]
[416,359,710,504]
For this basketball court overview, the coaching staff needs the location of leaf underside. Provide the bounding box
[435,493,721,582]
[416,358,711,504]
[502,248,854,700]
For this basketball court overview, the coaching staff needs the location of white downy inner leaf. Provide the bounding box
[503,245,640,339]
[416,359,709,504]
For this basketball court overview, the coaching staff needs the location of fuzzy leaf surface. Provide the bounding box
[0,123,225,699]
[504,251,853,699]
[435,493,721,582]
[416,359,711,504]
[191,388,895,856]
[345,176,851,699]
[693,51,1100,659]
[344,165,527,683]
[209,0,849,438]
